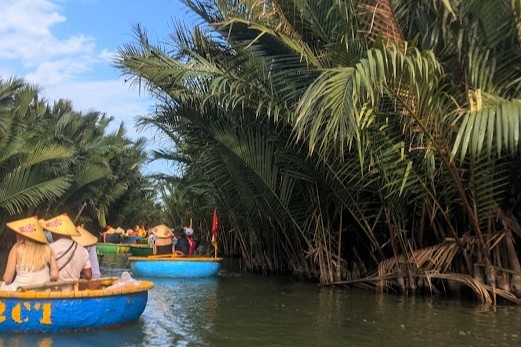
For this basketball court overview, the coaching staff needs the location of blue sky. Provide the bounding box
[0,0,197,175]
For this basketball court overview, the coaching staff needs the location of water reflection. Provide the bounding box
[98,253,130,277]
[0,324,147,347]
[139,277,218,347]
[0,255,519,346]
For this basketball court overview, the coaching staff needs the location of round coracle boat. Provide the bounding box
[129,255,223,278]
[96,243,130,254]
[129,244,153,256]
[0,277,154,333]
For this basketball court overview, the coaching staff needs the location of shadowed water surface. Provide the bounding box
[0,254,520,346]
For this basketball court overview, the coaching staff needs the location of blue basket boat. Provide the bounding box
[129,256,223,278]
[0,278,154,333]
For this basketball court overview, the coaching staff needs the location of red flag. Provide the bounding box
[211,208,219,238]
[211,209,219,253]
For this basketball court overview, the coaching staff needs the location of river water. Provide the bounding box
[0,254,520,347]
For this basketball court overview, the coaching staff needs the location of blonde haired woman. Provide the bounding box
[1,216,58,291]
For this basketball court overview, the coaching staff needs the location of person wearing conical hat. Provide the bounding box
[43,213,92,289]
[72,226,101,279]
[0,216,58,291]
[104,226,120,244]
[151,224,174,255]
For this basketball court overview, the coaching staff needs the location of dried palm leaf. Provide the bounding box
[377,239,459,276]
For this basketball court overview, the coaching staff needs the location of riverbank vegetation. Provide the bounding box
[116,0,521,303]
[0,78,162,247]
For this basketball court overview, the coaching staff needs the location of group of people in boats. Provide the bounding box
[99,225,146,243]
[149,224,199,256]
[100,223,200,256]
[0,214,100,291]
[1,215,202,292]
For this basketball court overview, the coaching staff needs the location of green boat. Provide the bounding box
[96,243,130,254]
[129,244,153,256]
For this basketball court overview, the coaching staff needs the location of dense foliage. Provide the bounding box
[0,78,162,247]
[117,0,521,302]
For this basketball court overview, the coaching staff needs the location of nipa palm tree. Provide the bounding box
[117,0,521,302]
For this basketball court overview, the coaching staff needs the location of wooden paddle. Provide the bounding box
[17,276,119,292]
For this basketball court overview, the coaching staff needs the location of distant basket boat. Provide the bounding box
[129,244,153,256]
[96,243,130,254]
[0,277,154,333]
[129,255,223,278]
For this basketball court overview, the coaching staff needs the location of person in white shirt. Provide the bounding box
[41,213,91,290]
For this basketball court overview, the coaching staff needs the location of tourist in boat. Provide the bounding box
[151,224,174,255]
[147,228,156,247]
[115,227,125,236]
[72,226,101,279]
[0,216,58,291]
[72,225,102,290]
[175,227,198,256]
[104,226,120,243]
[42,213,92,289]
[137,224,147,237]
[185,227,198,255]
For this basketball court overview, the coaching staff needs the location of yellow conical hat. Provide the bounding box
[72,226,98,247]
[41,213,80,236]
[106,227,116,235]
[6,216,48,244]
[115,227,125,234]
[152,224,172,238]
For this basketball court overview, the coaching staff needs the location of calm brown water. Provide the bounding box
[0,253,520,346]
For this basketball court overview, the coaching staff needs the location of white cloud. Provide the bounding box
[0,0,172,174]
[42,79,153,133]
[98,49,117,63]
[25,57,92,85]
[0,0,95,67]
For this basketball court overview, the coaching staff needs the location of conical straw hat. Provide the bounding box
[106,227,116,235]
[115,227,125,234]
[6,216,48,244]
[41,213,80,236]
[72,226,98,247]
[152,224,172,238]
